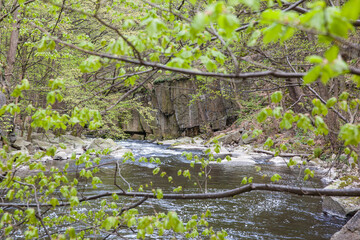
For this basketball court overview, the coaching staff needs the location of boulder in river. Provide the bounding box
[323,179,360,217]
[269,156,287,165]
[222,155,256,165]
[54,151,68,160]
[87,138,117,151]
[331,211,360,240]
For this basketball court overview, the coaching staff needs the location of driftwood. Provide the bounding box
[253,148,310,157]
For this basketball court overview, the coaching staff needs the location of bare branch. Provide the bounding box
[2,183,360,208]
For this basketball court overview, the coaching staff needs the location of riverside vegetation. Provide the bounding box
[1,0,360,239]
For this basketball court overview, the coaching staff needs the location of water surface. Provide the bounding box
[77,140,345,239]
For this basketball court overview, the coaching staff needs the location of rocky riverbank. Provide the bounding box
[9,132,131,160]
[5,130,360,239]
[157,132,360,239]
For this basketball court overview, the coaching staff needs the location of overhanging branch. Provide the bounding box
[1,183,360,208]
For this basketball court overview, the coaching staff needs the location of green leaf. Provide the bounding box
[339,92,350,100]
[271,91,283,103]
[306,55,323,64]
[257,109,268,123]
[79,56,102,73]
[190,13,210,36]
[271,173,282,182]
[153,167,160,175]
[341,0,360,21]
[241,177,247,184]
[50,198,59,207]
[199,56,217,72]
[156,188,163,199]
[217,13,239,38]
[326,97,337,108]
[264,137,274,148]
[241,0,260,11]
[339,123,360,146]
[272,107,282,118]
[247,30,261,46]
[263,23,283,44]
[304,66,321,84]
[324,45,339,62]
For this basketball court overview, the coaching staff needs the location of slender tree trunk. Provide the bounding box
[4,3,20,139]
[4,5,20,91]
[286,78,303,112]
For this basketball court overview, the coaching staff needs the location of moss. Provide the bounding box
[338,175,360,189]
[204,133,226,145]
[153,74,190,84]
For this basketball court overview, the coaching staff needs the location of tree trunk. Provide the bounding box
[4,5,20,91]
[286,78,303,112]
[3,4,20,139]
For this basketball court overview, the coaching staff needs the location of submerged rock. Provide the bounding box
[222,155,256,165]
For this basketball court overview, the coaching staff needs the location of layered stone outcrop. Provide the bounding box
[122,77,239,139]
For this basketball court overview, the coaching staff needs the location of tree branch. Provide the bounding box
[2,183,360,208]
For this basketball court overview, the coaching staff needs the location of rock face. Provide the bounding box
[121,77,239,139]
[331,211,360,240]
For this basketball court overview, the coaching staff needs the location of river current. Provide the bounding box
[72,140,346,240]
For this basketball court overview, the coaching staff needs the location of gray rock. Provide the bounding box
[110,148,132,158]
[74,147,84,155]
[291,156,302,164]
[269,156,287,165]
[216,130,242,145]
[222,155,256,165]
[10,149,29,156]
[12,138,31,150]
[54,151,68,160]
[9,132,16,144]
[88,138,117,151]
[59,135,85,148]
[32,140,52,151]
[121,77,240,139]
[242,131,258,144]
[130,134,145,140]
[331,211,360,240]
[40,156,53,163]
[323,180,360,217]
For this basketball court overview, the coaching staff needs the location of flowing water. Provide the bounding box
[70,140,346,240]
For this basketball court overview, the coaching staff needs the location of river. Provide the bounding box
[67,140,345,240]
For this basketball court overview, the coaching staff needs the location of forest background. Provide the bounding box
[1,0,360,239]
